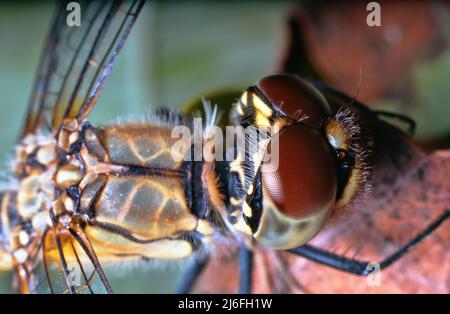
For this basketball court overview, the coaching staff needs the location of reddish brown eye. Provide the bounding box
[256,74,331,128]
[262,123,337,220]
[337,149,346,160]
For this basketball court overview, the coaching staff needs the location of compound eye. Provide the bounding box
[254,123,337,249]
[256,74,331,128]
[263,123,337,218]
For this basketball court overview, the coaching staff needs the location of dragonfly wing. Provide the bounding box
[21,0,145,139]
[16,227,113,294]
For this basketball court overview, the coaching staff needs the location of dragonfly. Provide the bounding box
[0,0,448,294]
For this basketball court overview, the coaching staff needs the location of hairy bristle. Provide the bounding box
[332,107,374,205]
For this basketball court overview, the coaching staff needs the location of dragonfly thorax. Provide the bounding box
[16,134,57,213]
[9,121,86,265]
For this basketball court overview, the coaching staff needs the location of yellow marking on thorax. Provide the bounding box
[230,209,252,235]
[229,153,246,188]
[116,180,160,223]
[240,91,248,106]
[127,133,170,165]
[247,184,254,195]
[36,145,57,166]
[31,212,51,231]
[78,146,129,189]
[58,119,80,153]
[116,179,181,224]
[55,161,83,189]
[101,125,182,170]
[230,197,241,206]
[255,112,271,128]
[149,197,169,227]
[17,175,43,218]
[252,95,273,118]
[236,103,244,116]
[84,127,108,162]
[242,202,252,217]
[196,219,214,236]
[86,226,194,260]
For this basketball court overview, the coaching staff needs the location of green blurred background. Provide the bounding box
[0,1,291,293]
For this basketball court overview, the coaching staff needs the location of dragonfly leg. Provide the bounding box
[238,244,253,294]
[175,254,210,294]
[287,210,449,275]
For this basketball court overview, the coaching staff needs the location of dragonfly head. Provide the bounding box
[234,74,365,249]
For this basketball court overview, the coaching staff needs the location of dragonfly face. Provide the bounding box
[226,74,371,249]
[1,1,446,294]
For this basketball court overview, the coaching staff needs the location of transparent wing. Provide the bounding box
[15,227,113,294]
[21,0,145,139]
